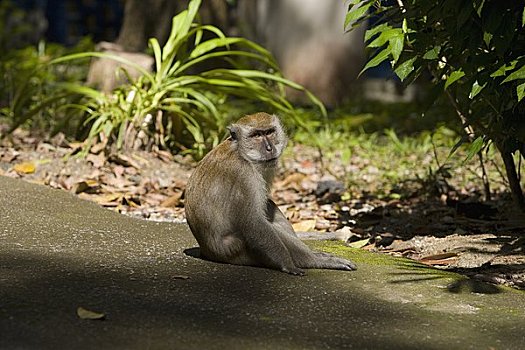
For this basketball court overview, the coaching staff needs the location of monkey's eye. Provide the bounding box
[250,129,274,138]
[230,130,238,140]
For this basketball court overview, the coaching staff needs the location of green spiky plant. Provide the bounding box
[39,0,324,159]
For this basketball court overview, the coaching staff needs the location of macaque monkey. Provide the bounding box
[185,112,356,275]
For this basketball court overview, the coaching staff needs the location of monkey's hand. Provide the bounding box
[281,266,306,276]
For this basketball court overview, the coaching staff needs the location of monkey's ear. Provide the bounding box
[228,125,239,141]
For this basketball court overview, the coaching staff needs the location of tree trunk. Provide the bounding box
[116,0,182,51]
[237,0,366,107]
[500,149,525,212]
[87,0,233,91]
[115,0,230,52]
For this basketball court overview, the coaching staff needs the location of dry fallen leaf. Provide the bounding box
[279,173,306,187]
[155,149,174,163]
[90,141,107,154]
[67,141,85,150]
[72,180,99,194]
[83,193,122,206]
[347,238,370,249]
[172,275,190,280]
[334,226,353,241]
[1,150,19,162]
[86,152,106,168]
[292,219,316,232]
[314,219,331,231]
[109,154,141,169]
[122,195,141,207]
[419,252,459,266]
[160,192,183,208]
[77,306,105,320]
[420,252,458,261]
[13,161,36,174]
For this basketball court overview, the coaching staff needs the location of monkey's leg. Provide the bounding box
[267,200,356,271]
[266,200,298,238]
[242,220,305,276]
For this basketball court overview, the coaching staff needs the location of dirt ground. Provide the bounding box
[1,127,524,290]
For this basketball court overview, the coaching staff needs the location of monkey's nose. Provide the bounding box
[263,138,273,152]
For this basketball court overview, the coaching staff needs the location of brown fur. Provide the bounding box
[185,113,356,275]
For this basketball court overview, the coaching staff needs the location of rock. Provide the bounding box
[315,180,346,204]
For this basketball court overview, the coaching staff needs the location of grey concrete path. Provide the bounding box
[1,175,524,349]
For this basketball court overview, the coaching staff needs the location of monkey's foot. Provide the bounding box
[314,252,357,271]
[281,266,306,276]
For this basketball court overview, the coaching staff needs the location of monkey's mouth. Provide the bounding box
[257,157,278,165]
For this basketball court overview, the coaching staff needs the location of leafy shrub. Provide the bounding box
[0,0,93,134]
[0,38,93,135]
[346,0,525,210]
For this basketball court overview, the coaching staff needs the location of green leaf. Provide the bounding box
[176,87,219,117]
[163,12,186,58]
[502,66,525,83]
[444,70,465,89]
[190,37,244,58]
[163,0,201,59]
[367,28,402,49]
[198,24,226,40]
[469,80,487,99]
[102,120,113,137]
[177,50,278,76]
[344,1,374,29]
[149,38,162,75]
[364,23,390,42]
[50,52,152,79]
[194,27,204,46]
[483,32,493,46]
[448,135,469,158]
[490,60,517,78]
[517,82,525,101]
[389,34,404,63]
[159,0,202,78]
[465,136,484,162]
[57,82,104,100]
[88,114,108,138]
[360,48,391,76]
[402,18,408,33]
[116,120,128,149]
[475,0,485,16]
[394,57,417,81]
[423,46,441,60]
[523,5,525,27]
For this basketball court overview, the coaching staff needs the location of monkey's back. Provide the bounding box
[184,139,263,263]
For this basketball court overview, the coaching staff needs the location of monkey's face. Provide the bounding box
[229,113,287,164]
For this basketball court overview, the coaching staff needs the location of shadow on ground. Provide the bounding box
[1,175,525,349]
